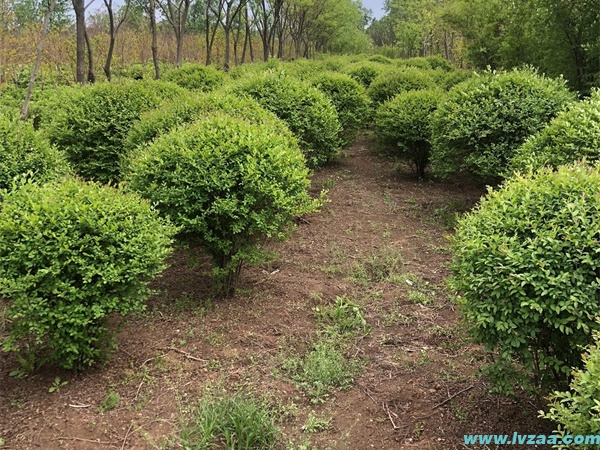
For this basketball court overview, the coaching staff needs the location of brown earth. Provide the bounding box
[0,134,555,449]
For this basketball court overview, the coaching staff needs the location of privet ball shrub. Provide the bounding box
[450,164,600,393]
[124,91,291,151]
[431,69,575,183]
[367,68,434,105]
[125,113,319,297]
[511,90,600,173]
[162,63,225,92]
[368,55,393,65]
[375,89,441,178]
[310,72,371,147]
[0,113,70,190]
[0,177,176,370]
[345,62,385,88]
[39,80,185,184]
[543,328,600,449]
[397,57,432,70]
[233,71,340,168]
[424,56,455,71]
[430,69,474,91]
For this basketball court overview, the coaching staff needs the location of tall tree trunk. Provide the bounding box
[104,0,130,81]
[104,3,116,81]
[72,0,86,83]
[149,0,160,78]
[241,5,249,63]
[21,0,58,120]
[175,29,184,66]
[84,27,95,83]
[224,26,231,71]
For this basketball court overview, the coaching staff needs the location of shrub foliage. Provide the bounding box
[511,89,600,173]
[39,80,185,184]
[124,91,291,151]
[367,67,434,105]
[162,64,225,91]
[431,69,575,183]
[451,164,600,393]
[0,113,69,190]
[125,113,319,297]
[0,178,176,370]
[310,72,371,147]
[375,89,441,178]
[233,71,340,168]
[543,328,600,449]
[345,62,385,88]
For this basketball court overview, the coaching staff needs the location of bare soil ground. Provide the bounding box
[0,135,554,449]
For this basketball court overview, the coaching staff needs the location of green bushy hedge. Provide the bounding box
[124,91,291,151]
[0,177,176,370]
[431,69,575,183]
[345,62,386,88]
[309,72,371,147]
[429,69,474,90]
[451,163,600,393]
[368,55,393,65]
[511,90,600,173]
[543,328,600,449]
[367,68,434,105]
[0,113,69,190]
[424,56,455,71]
[397,57,431,70]
[233,71,340,168]
[375,89,441,178]
[38,80,185,184]
[163,63,226,91]
[125,113,319,297]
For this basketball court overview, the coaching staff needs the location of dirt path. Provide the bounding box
[0,135,553,449]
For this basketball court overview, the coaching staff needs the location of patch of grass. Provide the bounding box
[408,290,432,305]
[350,246,404,284]
[98,389,120,413]
[321,243,352,278]
[382,303,415,327]
[430,199,472,230]
[180,390,280,450]
[383,189,400,213]
[302,411,332,433]
[404,273,437,305]
[281,337,364,403]
[315,295,369,337]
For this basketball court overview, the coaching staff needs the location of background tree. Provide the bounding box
[103,0,131,80]
[157,0,191,66]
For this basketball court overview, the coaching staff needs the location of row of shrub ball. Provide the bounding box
[2,55,600,441]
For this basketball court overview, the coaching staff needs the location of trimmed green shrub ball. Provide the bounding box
[543,328,600,448]
[163,63,226,91]
[125,113,319,297]
[233,71,341,168]
[368,55,393,65]
[309,72,371,147]
[345,62,386,88]
[367,68,434,105]
[375,89,441,178]
[431,68,575,183]
[511,89,600,173]
[451,163,600,393]
[38,80,186,184]
[0,113,69,190]
[424,56,455,71]
[0,177,176,370]
[124,91,292,151]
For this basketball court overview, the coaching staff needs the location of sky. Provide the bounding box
[362,0,386,20]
